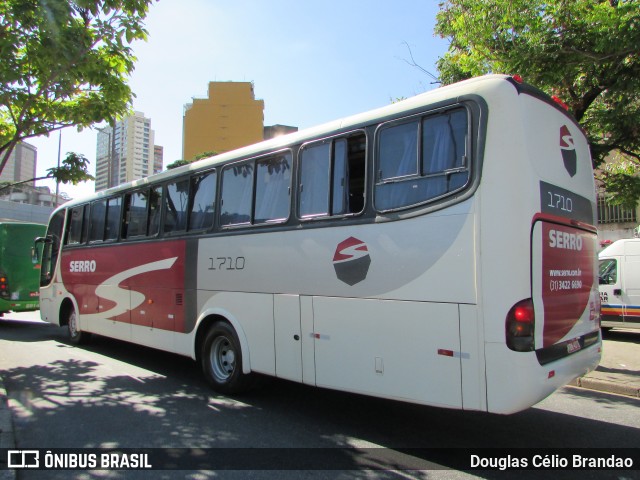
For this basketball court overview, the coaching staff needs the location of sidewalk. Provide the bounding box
[570,331,640,398]
[0,376,15,480]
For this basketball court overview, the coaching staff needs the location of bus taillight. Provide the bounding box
[506,298,535,352]
[0,274,9,299]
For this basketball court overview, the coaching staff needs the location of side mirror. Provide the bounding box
[32,236,52,264]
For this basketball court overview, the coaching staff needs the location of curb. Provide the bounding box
[570,376,640,399]
[0,377,16,480]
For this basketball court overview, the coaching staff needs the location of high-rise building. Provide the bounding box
[0,142,37,186]
[182,82,265,160]
[153,145,164,174]
[95,112,158,191]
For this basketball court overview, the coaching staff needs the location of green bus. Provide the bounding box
[0,221,46,316]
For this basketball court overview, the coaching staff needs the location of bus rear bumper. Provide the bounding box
[484,336,602,414]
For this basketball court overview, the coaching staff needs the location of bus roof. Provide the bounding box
[54,74,557,213]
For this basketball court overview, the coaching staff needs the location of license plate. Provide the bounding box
[567,339,581,354]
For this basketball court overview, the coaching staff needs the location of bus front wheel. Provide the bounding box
[201,322,253,394]
[66,306,91,345]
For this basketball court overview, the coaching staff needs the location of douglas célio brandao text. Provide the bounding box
[470,454,634,470]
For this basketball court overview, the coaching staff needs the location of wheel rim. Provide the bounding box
[209,335,236,382]
[69,311,78,338]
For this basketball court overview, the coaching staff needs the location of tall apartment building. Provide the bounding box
[154,145,164,174]
[182,82,265,160]
[0,141,37,186]
[95,112,162,191]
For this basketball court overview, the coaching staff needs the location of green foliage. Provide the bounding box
[166,151,218,170]
[194,151,217,161]
[598,157,640,210]
[0,151,93,193]
[435,0,640,174]
[0,0,155,174]
[166,159,191,170]
[47,151,94,184]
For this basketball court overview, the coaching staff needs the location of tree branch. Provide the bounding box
[399,42,440,83]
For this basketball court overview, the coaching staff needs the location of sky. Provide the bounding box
[29,0,449,200]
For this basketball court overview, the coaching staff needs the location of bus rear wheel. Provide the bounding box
[201,321,253,394]
[67,307,90,345]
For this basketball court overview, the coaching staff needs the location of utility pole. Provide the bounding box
[54,130,62,206]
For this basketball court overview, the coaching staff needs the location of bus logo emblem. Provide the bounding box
[333,237,371,285]
[559,125,577,177]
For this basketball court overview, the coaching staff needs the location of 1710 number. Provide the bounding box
[209,256,245,271]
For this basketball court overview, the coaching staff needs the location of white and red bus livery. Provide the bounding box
[38,75,601,414]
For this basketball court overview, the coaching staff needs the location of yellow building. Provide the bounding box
[182,82,265,160]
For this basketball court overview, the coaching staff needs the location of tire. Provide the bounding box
[201,321,253,394]
[67,306,91,345]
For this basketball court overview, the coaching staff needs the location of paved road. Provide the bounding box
[1,314,639,479]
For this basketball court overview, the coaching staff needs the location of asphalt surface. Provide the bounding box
[0,326,639,479]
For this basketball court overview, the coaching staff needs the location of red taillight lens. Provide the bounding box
[514,304,534,323]
[506,298,535,352]
[0,273,8,299]
[512,74,524,84]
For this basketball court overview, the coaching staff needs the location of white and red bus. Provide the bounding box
[37,75,601,414]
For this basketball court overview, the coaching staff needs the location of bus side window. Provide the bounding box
[81,205,90,243]
[104,197,122,241]
[255,153,291,224]
[299,132,366,219]
[124,190,149,238]
[335,133,366,215]
[375,108,470,211]
[299,142,331,218]
[164,179,189,234]
[89,200,107,242]
[148,186,163,236]
[422,109,469,192]
[378,121,419,181]
[221,163,253,226]
[188,171,216,231]
[67,205,86,245]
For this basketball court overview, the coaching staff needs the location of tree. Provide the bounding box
[0,0,155,176]
[0,151,94,193]
[165,159,191,170]
[165,151,217,170]
[435,0,640,207]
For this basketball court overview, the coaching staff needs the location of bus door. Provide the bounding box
[37,210,65,324]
